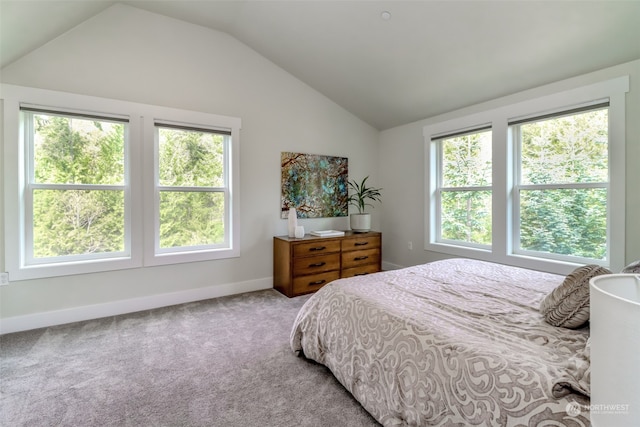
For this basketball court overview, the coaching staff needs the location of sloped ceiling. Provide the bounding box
[1,0,639,130]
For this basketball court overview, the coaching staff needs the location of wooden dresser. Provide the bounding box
[273,231,381,297]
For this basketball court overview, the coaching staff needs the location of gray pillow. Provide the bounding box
[540,264,612,328]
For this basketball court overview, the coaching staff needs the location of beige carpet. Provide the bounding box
[0,289,379,426]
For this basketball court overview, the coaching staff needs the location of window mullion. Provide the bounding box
[24,112,35,266]
[512,125,522,258]
[440,185,492,192]
[30,183,126,191]
[517,182,608,191]
[158,186,225,192]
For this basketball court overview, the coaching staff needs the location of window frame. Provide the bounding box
[510,104,610,264]
[434,127,493,250]
[2,84,241,281]
[423,76,628,275]
[143,112,240,267]
[22,107,132,265]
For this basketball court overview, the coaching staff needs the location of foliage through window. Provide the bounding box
[436,129,492,247]
[3,84,241,280]
[156,125,229,251]
[514,107,609,261]
[24,109,128,262]
[424,76,627,273]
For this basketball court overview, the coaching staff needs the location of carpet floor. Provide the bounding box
[0,289,380,426]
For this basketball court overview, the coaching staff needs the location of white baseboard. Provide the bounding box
[0,277,273,335]
[382,261,405,271]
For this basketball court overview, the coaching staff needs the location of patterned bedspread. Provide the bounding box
[290,259,591,426]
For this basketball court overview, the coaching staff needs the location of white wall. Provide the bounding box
[379,59,640,271]
[0,4,379,331]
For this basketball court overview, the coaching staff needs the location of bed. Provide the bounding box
[290,258,591,426]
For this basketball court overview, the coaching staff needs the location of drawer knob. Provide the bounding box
[309,262,326,267]
[309,246,326,251]
[355,272,369,276]
[354,242,369,246]
[354,256,369,261]
[309,279,326,286]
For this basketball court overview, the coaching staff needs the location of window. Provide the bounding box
[22,108,129,264]
[2,84,240,280]
[154,123,232,256]
[435,128,492,248]
[424,76,628,274]
[143,110,240,267]
[513,106,609,263]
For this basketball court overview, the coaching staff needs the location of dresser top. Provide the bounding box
[275,230,380,243]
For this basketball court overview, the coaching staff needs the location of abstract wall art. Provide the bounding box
[281,152,348,218]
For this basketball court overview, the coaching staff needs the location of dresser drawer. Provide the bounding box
[341,263,380,278]
[341,247,380,269]
[293,271,340,295]
[273,231,381,298]
[293,240,341,258]
[342,235,380,251]
[293,253,340,276]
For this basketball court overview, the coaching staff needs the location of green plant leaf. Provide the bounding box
[347,176,382,214]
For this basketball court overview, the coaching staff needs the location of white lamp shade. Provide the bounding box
[590,274,640,427]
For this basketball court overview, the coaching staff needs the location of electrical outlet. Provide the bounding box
[0,272,9,286]
[408,241,413,250]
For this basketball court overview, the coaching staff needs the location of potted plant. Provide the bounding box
[347,176,382,232]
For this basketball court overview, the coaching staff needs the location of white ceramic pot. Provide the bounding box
[350,213,371,233]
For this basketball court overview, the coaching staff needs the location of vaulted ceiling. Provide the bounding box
[2,1,639,130]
